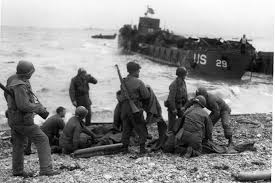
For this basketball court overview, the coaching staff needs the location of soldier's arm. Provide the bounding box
[72,125,81,150]
[69,79,76,103]
[138,81,150,100]
[167,83,177,111]
[58,119,65,130]
[81,124,97,138]
[209,101,220,119]
[87,74,97,84]
[205,116,213,140]
[13,85,43,113]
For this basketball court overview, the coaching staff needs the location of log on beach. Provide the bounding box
[232,170,271,181]
[72,143,124,158]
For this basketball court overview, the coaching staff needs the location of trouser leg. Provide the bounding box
[121,118,133,146]
[11,128,25,174]
[26,125,53,174]
[221,111,232,140]
[157,119,167,146]
[24,137,32,154]
[85,105,92,126]
[168,110,176,133]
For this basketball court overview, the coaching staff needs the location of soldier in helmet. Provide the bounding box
[4,60,58,176]
[59,106,98,154]
[175,95,212,158]
[69,68,97,126]
[165,67,188,133]
[195,87,233,146]
[120,61,150,154]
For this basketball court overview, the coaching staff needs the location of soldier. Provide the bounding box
[5,60,58,176]
[195,87,233,146]
[175,95,212,158]
[69,68,97,126]
[59,106,97,154]
[165,67,188,133]
[41,106,66,146]
[120,61,150,154]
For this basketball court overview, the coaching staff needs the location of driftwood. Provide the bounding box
[232,170,271,181]
[72,143,124,158]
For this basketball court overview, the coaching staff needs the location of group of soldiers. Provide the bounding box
[3,60,233,177]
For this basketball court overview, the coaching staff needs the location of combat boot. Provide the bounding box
[139,143,148,154]
[13,171,34,178]
[121,144,129,153]
[39,170,60,176]
[184,146,193,158]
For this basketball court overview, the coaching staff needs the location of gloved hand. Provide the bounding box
[72,101,77,107]
[172,109,177,115]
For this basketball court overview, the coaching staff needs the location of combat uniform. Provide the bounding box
[6,74,53,175]
[69,72,97,126]
[120,74,150,149]
[41,114,65,146]
[175,105,212,156]
[166,77,188,132]
[205,93,232,140]
[59,116,94,154]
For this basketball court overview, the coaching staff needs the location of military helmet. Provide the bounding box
[194,95,206,108]
[176,67,187,77]
[196,87,208,97]
[16,60,35,76]
[75,106,88,120]
[127,61,141,73]
[78,68,87,75]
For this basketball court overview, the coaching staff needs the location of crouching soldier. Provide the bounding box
[5,60,58,176]
[165,67,188,133]
[40,106,66,153]
[175,95,212,158]
[59,106,97,154]
[195,87,233,146]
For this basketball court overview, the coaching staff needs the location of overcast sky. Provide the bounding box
[1,0,274,39]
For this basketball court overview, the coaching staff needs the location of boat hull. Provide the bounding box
[118,36,253,79]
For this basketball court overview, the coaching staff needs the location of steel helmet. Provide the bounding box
[16,60,35,76]
[78,68,87,75]
[196,87,208,97]
[127,61,141,73]
[75,106,88,120]
[176,67,187,77]
[194,95,206,108]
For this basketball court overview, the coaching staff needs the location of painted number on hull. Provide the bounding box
[216,60,228,68]
[193,54,207,65]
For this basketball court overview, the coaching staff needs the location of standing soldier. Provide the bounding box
[5,60,58,176]
[119,61,150,154]
[69,68,97,126]
[165,67,188,133]
[195,87,233,146]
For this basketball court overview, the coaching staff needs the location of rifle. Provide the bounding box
[115,64,140,114]
[0,82,49,119]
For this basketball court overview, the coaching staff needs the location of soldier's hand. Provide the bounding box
[172,109,177,115]
[180,107,185,112]
[72,101,77,107]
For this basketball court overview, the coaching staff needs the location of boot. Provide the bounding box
[184,146,193,158]
[139,143,148,154]
[122,144,129,153]
[39,170,60,176]
[13,171,34,178]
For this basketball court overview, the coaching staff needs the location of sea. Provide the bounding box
[0,26,273,127]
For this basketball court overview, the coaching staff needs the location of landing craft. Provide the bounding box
[118,10,257,80]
